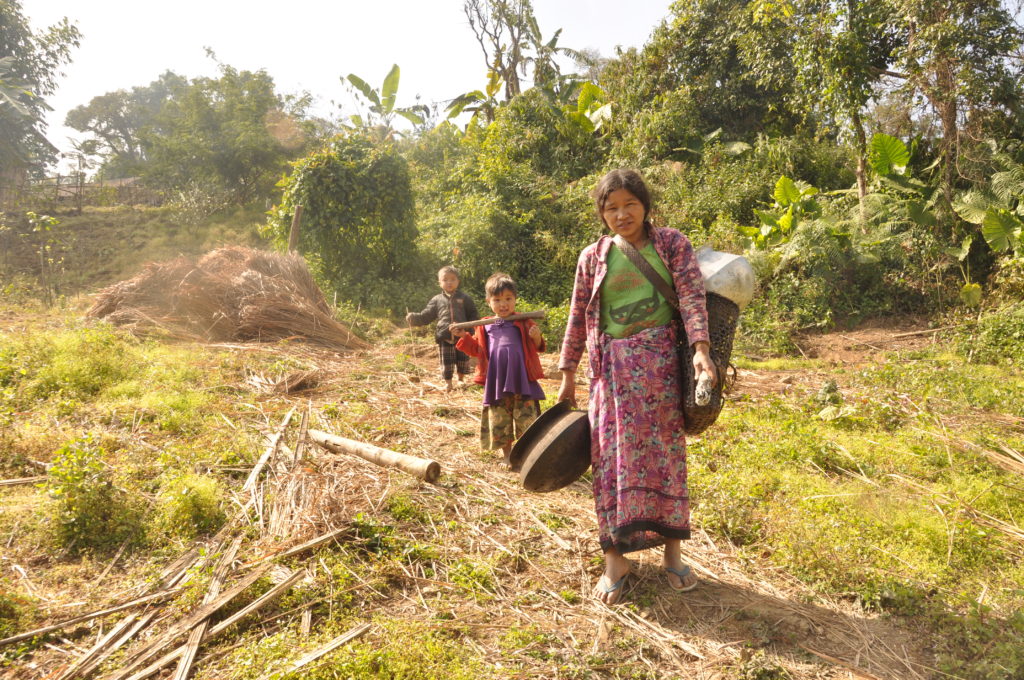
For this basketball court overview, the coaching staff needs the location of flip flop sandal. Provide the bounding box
[595,569,630,604]
[665,565,698,592]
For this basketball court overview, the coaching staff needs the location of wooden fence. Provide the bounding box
[0,174,164,214]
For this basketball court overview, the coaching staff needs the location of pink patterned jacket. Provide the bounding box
[558,227,710,378]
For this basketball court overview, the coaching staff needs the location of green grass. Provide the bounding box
[211,619,492,680]
[690,349,1024,678]
[4,291,1024,678]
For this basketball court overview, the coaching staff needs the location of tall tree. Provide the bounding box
[462,0,579,101]
[890,0,1022,220]
[141,62,308,203]
[464,0,534,100]
[0,0,79,174]
[64,71,185,178]
[601,0,803,144]
[776,0,899,215]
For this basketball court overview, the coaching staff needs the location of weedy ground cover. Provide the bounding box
[2,302,1023,679]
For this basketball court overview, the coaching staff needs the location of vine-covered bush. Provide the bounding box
[264,133,422,310]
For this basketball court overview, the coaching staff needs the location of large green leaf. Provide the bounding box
[755,209,779,228]
[944,235,973,261]
[991,165,1024,204]
[381,64,400,114]
[346,74,379,107]
[960,282,982,308]
[485,70,502,98]
[869,133,909,176]
[981,208,1022,252]
[723,141,752,157]
[953,190,998,224]
[445,91,485,118]
[396,109,424,126]
[774,176,800,206]
[586,102,613,131]
[576,82,603,113]
[907,200,937,228]
[565,110,595,134]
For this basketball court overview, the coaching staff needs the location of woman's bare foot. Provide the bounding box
[595,550,632,605]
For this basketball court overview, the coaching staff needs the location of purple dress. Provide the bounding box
[482,320,545,406]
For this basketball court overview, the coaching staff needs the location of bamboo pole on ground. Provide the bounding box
[308,429,441,483]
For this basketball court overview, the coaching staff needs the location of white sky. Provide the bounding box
[21,0,672,169]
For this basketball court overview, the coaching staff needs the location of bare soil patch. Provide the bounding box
[794,317,945,364]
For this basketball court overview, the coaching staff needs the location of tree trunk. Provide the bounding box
[852,108,868,232]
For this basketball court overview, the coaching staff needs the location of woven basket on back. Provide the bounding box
[677,292,740,435]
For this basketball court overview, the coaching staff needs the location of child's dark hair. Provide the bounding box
[438,265,460,279]
[485,272,517,297]
[593,169,655,232]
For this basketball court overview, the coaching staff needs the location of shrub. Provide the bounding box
[155,473,226,538]
[958,303,1024,365]
[44,436,143,553]
[263,133,420,310]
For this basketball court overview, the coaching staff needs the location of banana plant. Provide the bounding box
[445,70,503,124]
[561,82,612,134]
[344,64,429,138]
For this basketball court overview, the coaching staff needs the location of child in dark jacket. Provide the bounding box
[406,266,479,391]
[452,272,545,468]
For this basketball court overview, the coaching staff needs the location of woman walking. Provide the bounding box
[557,169,716,604]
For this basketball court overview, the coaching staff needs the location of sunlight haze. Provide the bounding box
[20,0,671,167]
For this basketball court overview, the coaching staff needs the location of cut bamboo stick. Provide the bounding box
[172,534,242,680]
[108,565,270,680]
[0,589,176,648]
[54,612,139,680]
[891,325,955,338]
[243,526,350,568]
[120,570,304,680]
[308,429,441,483]
[0,476,45,487]
[256,623,371,680]
[244,406,296,494]
[448,310,545,332]
[56,610,158,680]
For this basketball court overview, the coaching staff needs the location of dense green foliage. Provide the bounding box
[0,0,79,173]
[263,134,421,308]
[40,0,1024,345]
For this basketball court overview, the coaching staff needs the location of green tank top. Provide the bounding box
[599,242,675,338]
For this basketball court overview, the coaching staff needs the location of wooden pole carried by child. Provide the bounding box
[448,310,545,333]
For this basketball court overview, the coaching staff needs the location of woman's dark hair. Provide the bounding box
[593,168,654,232]
[485,272,517,297]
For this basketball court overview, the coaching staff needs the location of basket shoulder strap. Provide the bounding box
[612,235,679,311]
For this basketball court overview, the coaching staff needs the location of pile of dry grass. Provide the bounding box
[88,246,370,349]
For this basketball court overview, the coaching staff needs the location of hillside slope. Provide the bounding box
[1,311,1023,679]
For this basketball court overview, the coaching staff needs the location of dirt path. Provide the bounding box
[254,329,938,679]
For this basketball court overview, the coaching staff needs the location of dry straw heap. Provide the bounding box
[88,247,369,350]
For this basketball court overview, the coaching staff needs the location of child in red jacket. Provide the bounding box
[453,273,546,468]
